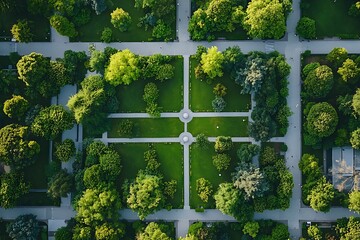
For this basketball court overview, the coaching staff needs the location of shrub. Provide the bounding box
[101,27,112,43]
[296,17,316,39]
[196,178,213,203]
[50,14,77,37]
[212,153,231,171]
[11,19,33,42]
[55,139,76,162]
[111,8,131,32]
[3,95,29,120]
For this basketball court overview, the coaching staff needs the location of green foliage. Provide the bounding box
[306,102,338,139]
[83,164,107,189]
[336,217,360,239]
[48,169,73,198]
[99,150,122,178]
[237,144,260,163]
[304,65,334,99]
[337,94,353,116]
[164,180,177,199]
[349,2,360,17]
[338,58,360,82]
[299,154,321,177]
[213,83,227,97]
[211,97,226,112]
[143,82,159,103]
[50,14,77,37]
[88,50,107,74]
[307,176,335,212]
[200,46,224,79]
[11,19,33,42]
[95,222,125,240]
[352,88,360,116]
[0,172,29,208]
[3,95,29,120]
[326,47,348,68]
[73,224,92,240]
[296,17,316,39]
[212,153,231,171]
[196,178,213,203]
[351,128,360,149]
[243,221,259,238]
[195,133,210,149]
[31,105,75,140]
[152,20,172,41]
[55,226,73,240]
[349,191,360,213]
[271,223,290,240]
[127,172,165,220]
[105,49,140,86]
[144,149,160,173]
[62,50,88,85]
[118,119,134,137]
[101,27,112,43]
[6,214,39,240]
[302,62,320,78]
[50,60,72,86]
[110,8,131,32]
[137,222,171,240]
[244,0,286,39]
[214,136,233,153]
[55,139,76,162]
[75,188,121,226]
[0,124,39,170]
[335,128,349,147]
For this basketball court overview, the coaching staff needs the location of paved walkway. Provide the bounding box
[2,0,360,238]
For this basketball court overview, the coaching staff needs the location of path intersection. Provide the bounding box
[1,0,360,239]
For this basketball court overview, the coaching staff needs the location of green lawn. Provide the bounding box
[189,58,251,112]
[18,192,60,207]
[23,138,50,189]
[111,143,184,208]
[73,0,175,42]
[302,0,360,38]
[188,117,248,137]
[108,118,183,138]
[117,56,183,113]
[0,0,50,41]
[190,142,246,209]
[0,56,12,69]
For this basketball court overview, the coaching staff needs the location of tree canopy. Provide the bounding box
[303,65,334,99]
[306,102,338,138]
[296,17,316,39]
[200,46,224,79]
[110,8,131,32]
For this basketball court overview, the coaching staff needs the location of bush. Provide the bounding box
[214,136,232,153]
[3,95,29,120]
[55,226,73,240]
[48,169,73,198]
[296,17,316,39]
[306,102,338,139]
[55,139,76,162]
[212,153,231,171]
[6,214,39,240]
[111,8,131,32]
[212,97,226,112]
[11,19,33,42]
[101,27,112,43]
[118,119,134,136]
[50,14,77,37]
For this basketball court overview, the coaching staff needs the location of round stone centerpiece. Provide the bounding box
[183,112,189,119]
[183,136,189,142]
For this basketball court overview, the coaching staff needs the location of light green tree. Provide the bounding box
[137,222,171,240]
[196,178,213,203]
[200,46,224,79]
[338,58,360,82]
[349,191,360,213]
[110,8,131,32]
[243,221,259,238]
[105,49,140,86]
[307,176,334,212]
[11,20,33,42]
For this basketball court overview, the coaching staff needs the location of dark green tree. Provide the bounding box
[48,169,73,198]
[11,19,33,43]
[296,17,316,39]
[6,214,39,240]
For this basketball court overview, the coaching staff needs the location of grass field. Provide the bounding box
[0,0,50,41]
[108,117,183,138]
[18,192,60,207]
[188,117,248,137]
[302,0,360,38]
[111,143,184,208]
[189,58,251,112]
[190,142,246,209]
[117,56,183,113]
[74,0,175,42]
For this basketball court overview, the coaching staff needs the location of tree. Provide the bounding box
[55,139,76,162]
[235,55,267,94]
[50,14,77,37]
[195,133,210,149]
[232,162,267,200]
[48,169,73,198]
[6,214,39,240]
[62,50,88,85]
[214,136,232,153]
[88,49,107,74]
[55,226,73,240]
[31,105,75,140]
[336,217,360,239]
[200,46,224,79]
[99,150,122,179]
[307,176,335,212]
[302,62,320,77]
[101,27,112,43]
[11,19,33,42]
[76,188,121,226]
[205,0,236,32]
[304,65,334,99]
[50,60,71,87]
[213,83,227,97]
[214,183,253,222]
[188,9,213,41]
[152,20,172,41]
[299,154,321,177]
[111,8,131,32]
[118,119,134,136]
[83,164,107,189]
[212,153,231,171]
[196,178,213,203]
[0,172,29,208]
[296,17,316,39]
[0,124,39,170]
[3,95,29,120]
[353,88,360,116]
[237,144,260,163]
[306,102,338,138]
[144,149,160,173]
[137,222,171,240]
[244,0,286,39]
[164,180,177,199]
[127,173,165,220]
[243,221,259,238]
[351,128,360,149]
[105,49,140,86]
[271,224,290,240]
[212,97,226,112]
[95,222,125,240]
[143,82,159,103]
[73,224,92,240]
[338,58,360,82]
[349,191,360,213]
[326,47,348,68]
[17,52,55,99]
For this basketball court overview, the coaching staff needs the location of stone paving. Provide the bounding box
[1,0,360,239]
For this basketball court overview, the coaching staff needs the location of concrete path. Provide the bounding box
[1,0,360,238]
